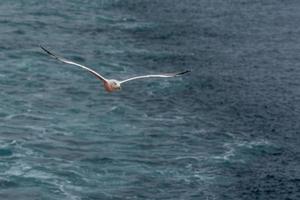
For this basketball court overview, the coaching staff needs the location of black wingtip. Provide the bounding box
[40,45,64,63]
[40,45,53,55]
[176,70,191,76]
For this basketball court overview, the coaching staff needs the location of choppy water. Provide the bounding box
[0,0,300,199]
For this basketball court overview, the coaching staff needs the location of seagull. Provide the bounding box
[40,46,190,92]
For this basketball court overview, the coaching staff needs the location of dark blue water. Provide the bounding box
[0,0,300,199]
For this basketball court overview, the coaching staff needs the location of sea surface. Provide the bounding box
[0,0,300,199]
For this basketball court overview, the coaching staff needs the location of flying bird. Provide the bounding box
[40,46,190,92]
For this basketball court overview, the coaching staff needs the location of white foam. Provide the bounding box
[5,162,31,176]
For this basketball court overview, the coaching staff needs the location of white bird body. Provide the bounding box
[40,46,190,93]
[104,79,121,92]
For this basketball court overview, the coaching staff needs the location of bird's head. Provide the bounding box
[109,80,121,90]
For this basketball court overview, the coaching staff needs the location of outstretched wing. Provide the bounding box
[119,70,190,84]
[40,46,107,82]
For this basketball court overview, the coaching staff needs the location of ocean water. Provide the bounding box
[0,0,300,199]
